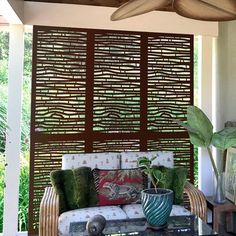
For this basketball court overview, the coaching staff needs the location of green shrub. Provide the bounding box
[18,153,29,231]
[0,156,4,232]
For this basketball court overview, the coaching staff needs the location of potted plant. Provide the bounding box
[175,105,236,203]
[137,156,173,230]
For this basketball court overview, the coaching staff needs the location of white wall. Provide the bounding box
[198,36,215,196]
[216,21,236,125]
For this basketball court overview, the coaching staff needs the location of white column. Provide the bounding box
[3,24,24,236]
[198,36,214,196]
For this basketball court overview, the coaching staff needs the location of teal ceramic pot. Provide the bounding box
[141,188,173,229]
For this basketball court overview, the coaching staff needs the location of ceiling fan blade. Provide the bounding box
[173,0,236,21]
[111,0,172,21]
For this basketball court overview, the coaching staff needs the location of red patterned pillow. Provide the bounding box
[93,169,146,206]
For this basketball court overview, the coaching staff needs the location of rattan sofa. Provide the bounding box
[39,151,207,236]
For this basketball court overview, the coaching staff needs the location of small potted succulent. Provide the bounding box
[137,156,173,229]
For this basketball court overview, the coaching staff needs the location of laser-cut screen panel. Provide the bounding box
[147,35,192,133]
[35,29,87,134]
[29,26,193,235]
[93,33,141,133]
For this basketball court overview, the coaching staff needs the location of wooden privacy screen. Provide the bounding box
[29,26,193,234]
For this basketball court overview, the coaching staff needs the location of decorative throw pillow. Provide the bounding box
[73,167,98,208]
[173,167,188,204]
[152,165,188,204]
[50,170,69,213]
[50,169,77,213]
[93,168,146,206]
[50,167,98,214]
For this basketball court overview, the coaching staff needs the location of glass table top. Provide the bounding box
[69,215,218,235]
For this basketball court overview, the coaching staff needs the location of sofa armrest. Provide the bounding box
[183,181,207,222]
[39,187,59,236]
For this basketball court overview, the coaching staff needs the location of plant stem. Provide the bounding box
[207,147,219,180]
[150,176,157,193]
[219,152,225,174]
[146,166,157,193]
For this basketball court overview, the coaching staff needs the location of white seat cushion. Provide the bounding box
[121,204,145,219]
[120,151,174,169]
[58,206,128,235]
[121,204,191,219]
[62,152,120,170]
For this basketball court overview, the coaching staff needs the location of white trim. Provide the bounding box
[24,1,218,37]
[198,35,214,196]
[3,24,24,236]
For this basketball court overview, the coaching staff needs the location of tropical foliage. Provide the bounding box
[176,105,236,179]
[0,31,9,153]
[137,156,163,192]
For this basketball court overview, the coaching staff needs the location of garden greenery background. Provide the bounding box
[0,31,198,232]
[0,31,32,232]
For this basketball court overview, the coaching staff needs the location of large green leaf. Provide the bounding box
[188,131,206,147]
[137,156,151,168]
[175,119,207,147]
[152,168,162,183]
[187,106,213,146]
[212,127,236,150]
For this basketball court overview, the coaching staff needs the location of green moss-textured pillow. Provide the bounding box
[50,167,98,214]
[73,167,98,208]
[152,166,187,204]
[173,167,188,205]
[50,169,77,213]
[51,170,76,213]
[50,170,68,213]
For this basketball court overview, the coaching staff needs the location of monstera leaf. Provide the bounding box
[212,127,236,150]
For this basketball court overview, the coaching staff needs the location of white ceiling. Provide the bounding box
[0,0,23,24]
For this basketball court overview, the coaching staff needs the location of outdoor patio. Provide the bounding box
[0,0,236,235]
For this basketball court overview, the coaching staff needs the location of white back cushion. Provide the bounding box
[62,152,120,170]
[120,151,174,169]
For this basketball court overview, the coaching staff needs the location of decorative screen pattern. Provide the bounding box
[34,29,87,134]
[93,33,141,133]
[29,26,193,235]
[147,35,192,132]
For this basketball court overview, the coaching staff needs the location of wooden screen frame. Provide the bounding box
[29,25,194,235]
